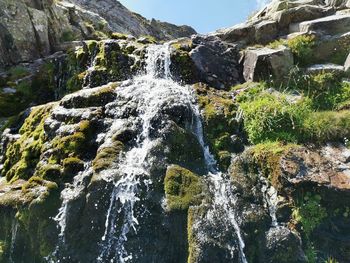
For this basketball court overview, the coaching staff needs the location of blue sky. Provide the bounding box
[119,0,269,33]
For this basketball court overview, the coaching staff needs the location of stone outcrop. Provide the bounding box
[0,0,196,69]
[243,45,294,82]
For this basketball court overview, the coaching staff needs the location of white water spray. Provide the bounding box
[97,44,197,262]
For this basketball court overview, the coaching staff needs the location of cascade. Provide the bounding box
[9,220,18,263]
[47,163,93,262]
[50,43,248,263]
[97,43,196,262]
[189,106,248,263]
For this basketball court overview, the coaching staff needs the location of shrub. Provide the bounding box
[268,35,316,66]
[287,35,315,66]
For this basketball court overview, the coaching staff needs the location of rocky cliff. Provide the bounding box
[0,0,350,263]
[0,0,196,69]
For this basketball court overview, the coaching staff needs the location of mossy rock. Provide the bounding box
[164,165,203,212]
[2,104,55,182]
[62,157,84,179]
[92,140,124,173]
[194,83,240,169]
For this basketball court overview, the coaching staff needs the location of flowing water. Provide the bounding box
[190,106,248,263]
[49,43,248,262]
[8,220,18,263]
[97,44,198,262]
[48,163,93,262]
[260,174,279,227]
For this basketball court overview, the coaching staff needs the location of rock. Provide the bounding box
[214,23,256,45]
[305,63,345,75]
[265,226,307,263]
[345,52,350,73]
[243,45,294,83]
[311,31,350,64]
[255,20,278,44]
[68,0,196,40]
[189,35,241,89]
[274,5,334,31]
[290,14,350,34]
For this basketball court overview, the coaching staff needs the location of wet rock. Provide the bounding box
[265,226,307,263]
[190,35,241,89]
[60,84,117,109]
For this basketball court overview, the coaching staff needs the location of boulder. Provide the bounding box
[273,5,335,30]
[311,32,350,64]
[189,35,241,89]
[290,14,350,34]
[255,20,278,44]
[243,45,294,83]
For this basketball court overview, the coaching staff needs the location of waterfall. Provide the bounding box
[48,42,248,262]
[260,174,279,227]
[47,163,93,262]
[9,220,18,263]
[97,43,197,262]
[189,104,248,263]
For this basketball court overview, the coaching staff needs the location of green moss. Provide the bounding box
[170,47,195,83]
[60,30,76,42]
[195,83,238,169]
[62,157,84,180]
[92,141,124,173]
[250,142,298,188]
[110,33,128,40]
[36,164,62,181]
[21,176,58,193]
[2,104,54,182]
[164,165,202,212]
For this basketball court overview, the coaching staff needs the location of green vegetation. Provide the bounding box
[8,66,30,80]
[60,30,76,42]
[110,32,128,40]
[292,192,327,236]
[164,165,202,211]
[195,84,238,169]
[268,35,316,66]
[238,73,350,144]
[292,192,328,263]
[240,91,312,143]
[250,142,297,188]
[2,104,54,182]
[92,141,124,173]
[0,62,56,117]
[325,257,339,263]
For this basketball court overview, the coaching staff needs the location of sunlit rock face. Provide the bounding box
[1,0,350,262]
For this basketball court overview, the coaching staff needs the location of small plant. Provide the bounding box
[287,35,316,66]
[305,243,317,263]
[292,192,327,236]
[324,257,339,263]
